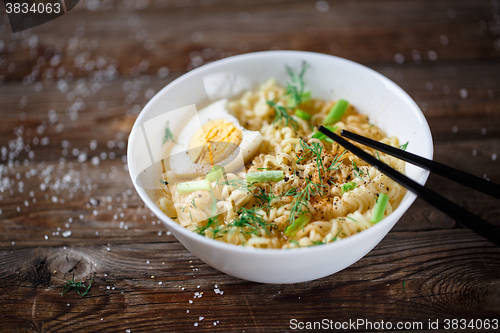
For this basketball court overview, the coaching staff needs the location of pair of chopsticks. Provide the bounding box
[318,126,500,247]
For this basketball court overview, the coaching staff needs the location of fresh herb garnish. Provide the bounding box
[267,99,299,131]
[195,217,222,239]
[332,227,343,241]
[191,198,197,209]
[162,121,176,145]
[160,179,168,185]
[285,61,310,107]
[297,139,326,183]
[400,142,409,151]
[61,277,92,297]
[288,178,326,226]
[341,181,357,194]
[327,150,347,172]
[352,161,365,181]
[375,151,381,161]
[229,207,275,236]
[266,62,311,132]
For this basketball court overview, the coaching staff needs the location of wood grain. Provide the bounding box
[0,0,499,331]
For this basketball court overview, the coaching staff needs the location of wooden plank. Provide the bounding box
[1,0,499,80]
[0,229,498,331]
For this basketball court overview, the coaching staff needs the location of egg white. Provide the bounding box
[168,99,263,178]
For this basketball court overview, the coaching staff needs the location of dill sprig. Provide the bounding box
[297,139,326,183]
[267,99,299,131]
[287,178,326,226]
[285,61,310,107]
[229,207,275,236]
[191,198,197,209]
[266,62,310,132]
[327,150,347,172]
[352,161,365,181]
[253,185,276,210]
[195,217,223,239]
[162,121,177,145]
[400,142,409,151]
[61,277,92,297]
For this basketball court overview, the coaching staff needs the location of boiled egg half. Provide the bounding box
[168,99,263,178]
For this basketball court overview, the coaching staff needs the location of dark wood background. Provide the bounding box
[1,0,499,332]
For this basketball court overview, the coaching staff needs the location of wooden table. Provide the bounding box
[1,0,499,331]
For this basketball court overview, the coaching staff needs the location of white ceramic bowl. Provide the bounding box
[127,51,433,284]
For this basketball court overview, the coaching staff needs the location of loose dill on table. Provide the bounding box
[162,121,177,145]
[61,277,92,297]
[399,142,409,151]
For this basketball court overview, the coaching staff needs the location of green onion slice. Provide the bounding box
[285,214,311,238]
[295,109,312,120]
[311,126,337,141]
[246,171,284,184]
[177,179,211,194]
[341,181,357,194]
[300,91,312,103]
[323,99,348,126]
[371,193,389,223]
[206,165,225,182]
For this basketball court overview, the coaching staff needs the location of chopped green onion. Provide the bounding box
[300,91,312,103]
[295,109,311,120]
[371,193,389,223]
[285,214,311,238]
[341,181,357,194]
[312,131,326,140]
[177,179,211,194]
[311,126,337,141]
[246,171,284,183]
[206,165,225,182]
[323,99,349,125]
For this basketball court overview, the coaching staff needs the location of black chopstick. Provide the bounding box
[318,126,500,247]
[340,130,500,199]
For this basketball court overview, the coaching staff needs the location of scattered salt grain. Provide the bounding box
[44,235,48,240]
[492,153,497,161]
[62,231,72,238]
[189,300,193,304]
[194,323,198,327]
[459,88,468,99]
[199,316,204,321]
[394,53,405,64]
[315,1,329,13]
[91,156,100,166]
[452,126,458,134]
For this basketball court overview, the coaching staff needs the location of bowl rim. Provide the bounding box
[127,50,433,256]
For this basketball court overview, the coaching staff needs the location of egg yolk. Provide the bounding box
[188,119,243,165]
